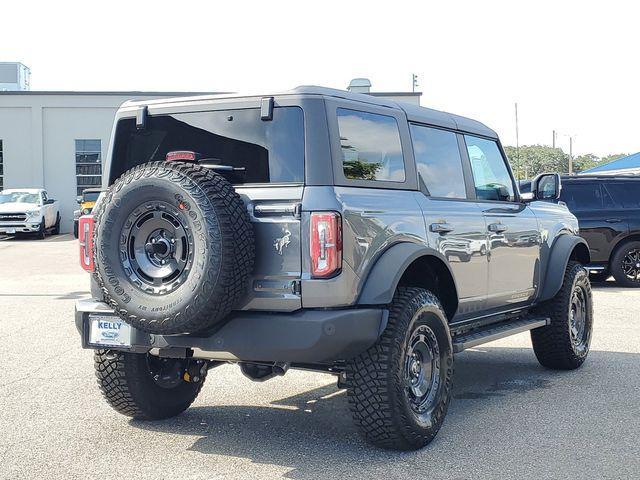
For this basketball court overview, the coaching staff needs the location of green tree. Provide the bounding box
[573,153,600,172]
[343,159,381,180]
[503,145,569,179]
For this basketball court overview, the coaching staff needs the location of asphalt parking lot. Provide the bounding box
[1,235,639,479]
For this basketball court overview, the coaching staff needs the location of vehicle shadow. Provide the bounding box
[591,280,634,293]
[132,347,640,479]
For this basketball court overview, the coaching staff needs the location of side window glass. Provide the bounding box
[337,108,405,182]
[410,124,466,199]
[465,135,515,202]
[561,183,604,210]
[605,183,640,208]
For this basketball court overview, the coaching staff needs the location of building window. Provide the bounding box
[75,139,102,196]
[0,140,3,190]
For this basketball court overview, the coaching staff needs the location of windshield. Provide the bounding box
[82,191,101,202]
[0,192,40,205]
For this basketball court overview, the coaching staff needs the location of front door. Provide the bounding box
[463,134,540,310]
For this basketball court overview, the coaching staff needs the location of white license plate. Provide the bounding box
[89,315,132,347]
[6,228,15,234]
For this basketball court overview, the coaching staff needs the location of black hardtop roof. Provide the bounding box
[122,86,498,139]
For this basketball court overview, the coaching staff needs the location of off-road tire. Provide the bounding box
[345,287,453,450]
[52,213,60,235]
[94,350,205,420]
[93,161,255,335]
[73,221,79,239]
[610,240,640,288]
[531,261,593,369]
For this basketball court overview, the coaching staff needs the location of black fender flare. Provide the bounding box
[357,242,458,306]
[539,234,590,302]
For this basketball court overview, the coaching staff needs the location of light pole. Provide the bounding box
[557,132,577,174]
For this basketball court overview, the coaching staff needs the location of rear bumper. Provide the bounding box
[75,299,388,363]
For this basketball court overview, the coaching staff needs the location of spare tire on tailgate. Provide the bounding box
[93,161,255,335]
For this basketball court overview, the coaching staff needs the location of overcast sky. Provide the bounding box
[2,0,638,156]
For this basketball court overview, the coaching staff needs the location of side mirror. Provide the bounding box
[523,173,561,202]
[44,198,55,205]
[76,196,83,204]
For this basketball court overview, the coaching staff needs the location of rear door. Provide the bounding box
[463,135,540,310]
[410,123,489,318]
[604,181,640,241]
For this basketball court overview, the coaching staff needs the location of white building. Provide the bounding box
[0,82,421,233]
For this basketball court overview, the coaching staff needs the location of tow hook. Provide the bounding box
[183,359,208,383]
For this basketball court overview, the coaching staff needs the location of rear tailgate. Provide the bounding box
[237,186,303,311]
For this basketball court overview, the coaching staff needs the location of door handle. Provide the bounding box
[430,222,454,234]
[605,218,622,223]
[488,223,508,233]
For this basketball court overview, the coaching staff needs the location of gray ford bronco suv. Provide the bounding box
[75,87,593,450]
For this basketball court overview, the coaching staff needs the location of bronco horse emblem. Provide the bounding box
[274,229,291,255]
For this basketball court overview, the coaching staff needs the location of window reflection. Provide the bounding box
[337,109,405,182]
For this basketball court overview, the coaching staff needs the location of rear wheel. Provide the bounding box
[611,240,640,287]
[531,261,593,369]
[94,350,207,420]
[345,287,453,450]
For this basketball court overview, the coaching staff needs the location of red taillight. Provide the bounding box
[78,215,95,272]
[166,150,197,162]
[310,212,342,278]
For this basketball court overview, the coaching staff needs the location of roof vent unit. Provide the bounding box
[347,78,372,94]
[0,62,31,91]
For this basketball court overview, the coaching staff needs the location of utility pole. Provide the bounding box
[515,102,520,179]
[552,130,556,149]
[412,74,419,93]
[569,136,573,174]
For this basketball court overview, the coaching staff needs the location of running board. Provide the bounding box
[452,317,549,353]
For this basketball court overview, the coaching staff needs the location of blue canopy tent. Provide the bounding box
[581,152,640,175]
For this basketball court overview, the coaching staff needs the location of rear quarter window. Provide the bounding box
[337,108,405,182]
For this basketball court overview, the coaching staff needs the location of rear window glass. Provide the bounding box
[561,183,614,210]
[112,107,304,185]
[337,108,405,182]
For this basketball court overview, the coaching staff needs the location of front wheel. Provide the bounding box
[36,219,46,240]
[345,287,453,450]
[94,350,207,420]
[531,261,593,370]
[52,213,60,235]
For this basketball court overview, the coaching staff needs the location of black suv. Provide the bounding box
[523,174,640,287]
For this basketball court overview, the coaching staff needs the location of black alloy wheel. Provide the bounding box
[120,201,194,296]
